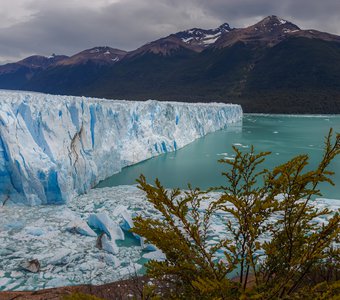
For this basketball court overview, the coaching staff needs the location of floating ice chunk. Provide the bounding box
[112,204,129,217]
[232,143,249,148]
[143,249,166,261]
[223,156,235,160]
[46,277,70,288]
[316,198,340,209]
[101,253,120,267]
[0,278,11,288]
[20,259,40,273]
[66,219,97,237]
[4,221,25,230]
[120,209,134,230]
[25,227,45,236]
[217,153,235,160]
[217,152,229,156]
[118,264,143,277]
[48,249,72,265]
[4,281,21,291]
[78,262,91,272]
[98,233,119,255]
[140,237,157,251]
[10,271,23,278]
[88,212,124,241]
[120,209,143,242]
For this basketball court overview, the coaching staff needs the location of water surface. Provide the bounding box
[97,114,340,199]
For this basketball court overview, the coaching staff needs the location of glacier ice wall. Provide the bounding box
[0,90,242,205]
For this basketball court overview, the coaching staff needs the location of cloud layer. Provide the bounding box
[1,0,340,63]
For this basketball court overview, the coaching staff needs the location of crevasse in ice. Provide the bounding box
[0,90,242,205]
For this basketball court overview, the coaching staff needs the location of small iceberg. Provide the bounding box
[66,219,97,237]
[88,212,125,241]
[119,209,157,251]
[97,233,119,255]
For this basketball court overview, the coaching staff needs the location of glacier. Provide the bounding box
[0,90,242,205]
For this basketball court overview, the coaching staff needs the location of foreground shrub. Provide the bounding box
[63,293,104,300]
[132,129,340,299]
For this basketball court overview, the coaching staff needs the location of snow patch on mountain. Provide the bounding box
[176,23,232,47]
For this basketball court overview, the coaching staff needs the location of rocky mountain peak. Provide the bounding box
[251,15,300,33]
[213,16,302,48]
[218,22,232,31]
[56,46,127,66]
[174,22,234,48]
[19,54,68,68]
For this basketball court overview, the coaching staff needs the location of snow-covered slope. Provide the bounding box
[0,90,242,205]
[175,23,232,47]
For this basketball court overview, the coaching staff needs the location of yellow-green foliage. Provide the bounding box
[290,281,340,300]
[63,292,104,300]
[132,129,340,299]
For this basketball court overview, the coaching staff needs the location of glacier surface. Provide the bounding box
[0,90,242,205]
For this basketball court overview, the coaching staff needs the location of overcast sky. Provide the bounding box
[1,0,339,64]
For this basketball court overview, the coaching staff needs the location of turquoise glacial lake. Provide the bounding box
[97,114,340,200]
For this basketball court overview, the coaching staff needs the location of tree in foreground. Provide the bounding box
[132,129,340,299]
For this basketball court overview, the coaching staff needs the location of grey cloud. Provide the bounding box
[1,0,340,63]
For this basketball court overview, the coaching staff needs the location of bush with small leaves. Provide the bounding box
[132,129,340,299]
[63,293,104,300]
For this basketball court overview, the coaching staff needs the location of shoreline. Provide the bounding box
[0,276,149,300]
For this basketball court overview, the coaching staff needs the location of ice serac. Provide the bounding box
[0,90,242,205]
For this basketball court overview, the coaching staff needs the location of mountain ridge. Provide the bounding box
[1,16,340,113]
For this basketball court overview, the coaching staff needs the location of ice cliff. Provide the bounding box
[0,90,242,205]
